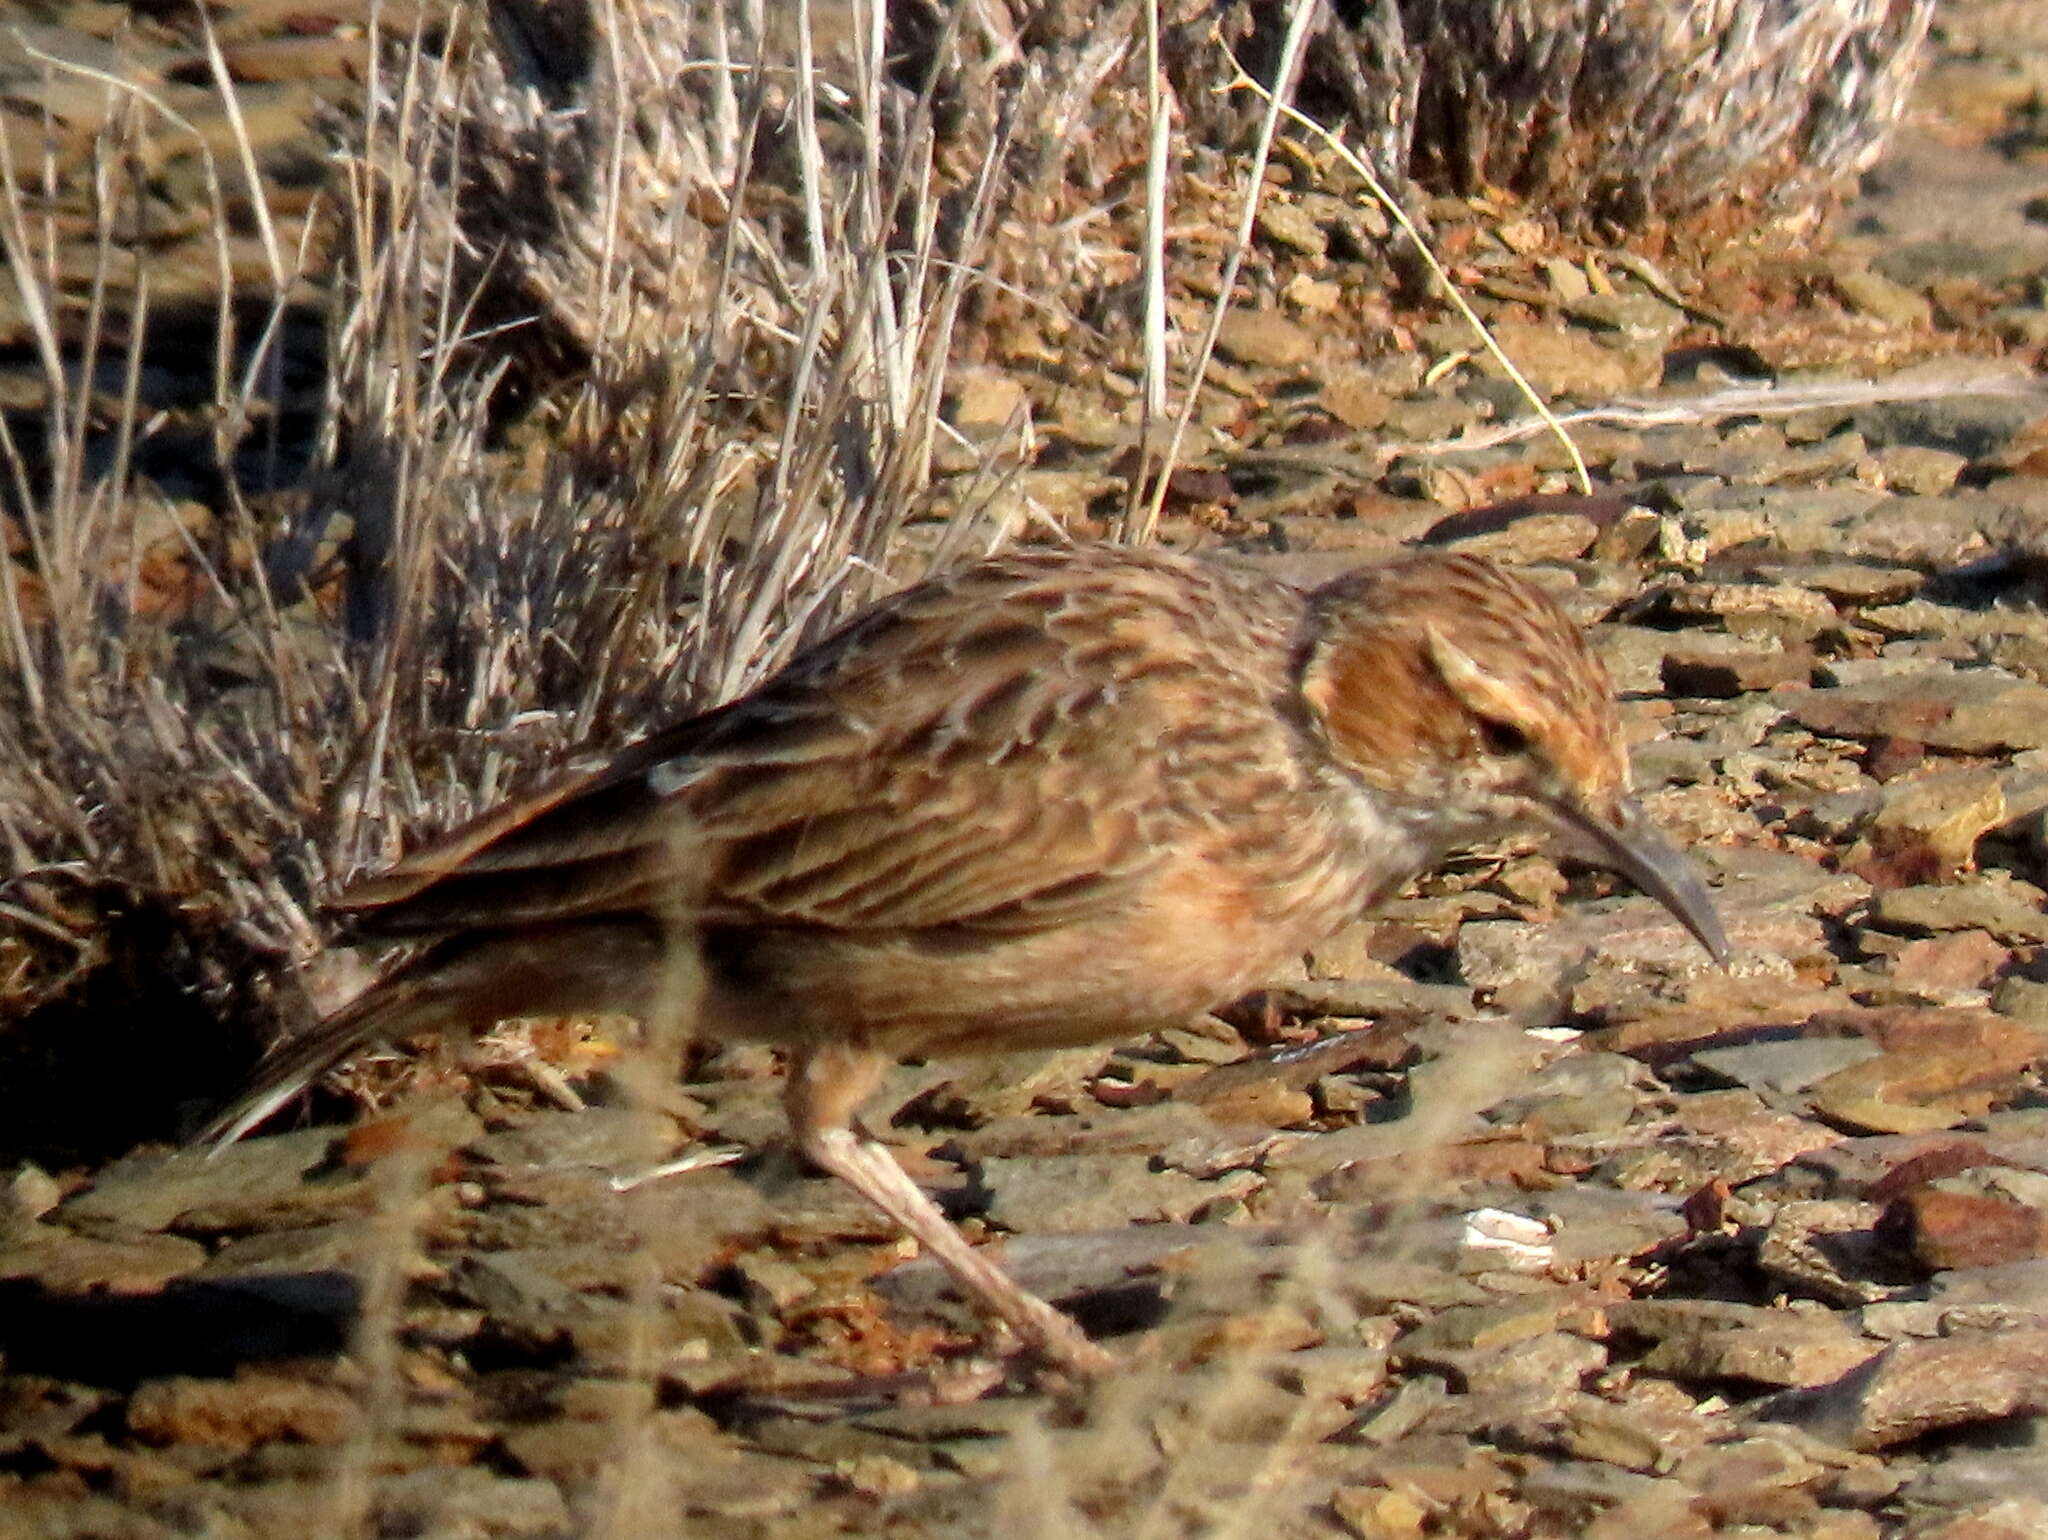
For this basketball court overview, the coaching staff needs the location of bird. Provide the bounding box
[203,541,1727,1375]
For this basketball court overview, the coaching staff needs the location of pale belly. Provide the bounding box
[692,839,1399,1060]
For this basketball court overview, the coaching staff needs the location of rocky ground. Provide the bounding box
[12,4,2048,1539]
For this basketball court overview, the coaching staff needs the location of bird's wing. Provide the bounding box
[338,550,1282,941]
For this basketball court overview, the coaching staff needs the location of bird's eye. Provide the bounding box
[1478,718,1529,757]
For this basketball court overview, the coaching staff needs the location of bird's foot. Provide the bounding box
[990,1301,1117,1380]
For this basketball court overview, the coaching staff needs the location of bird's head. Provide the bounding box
[1299,552,1728,964]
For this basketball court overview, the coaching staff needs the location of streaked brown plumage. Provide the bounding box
[206,543,1726,1374]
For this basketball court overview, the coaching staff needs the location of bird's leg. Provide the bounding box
[785,1042,1115,1376]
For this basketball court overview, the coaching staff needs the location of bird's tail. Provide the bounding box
[199,917,677,1150]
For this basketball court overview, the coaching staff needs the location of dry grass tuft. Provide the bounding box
[1190,0,1937,233]
[0,0,1034,1161]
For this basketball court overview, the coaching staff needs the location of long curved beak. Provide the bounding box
[1554,796,1730,966]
